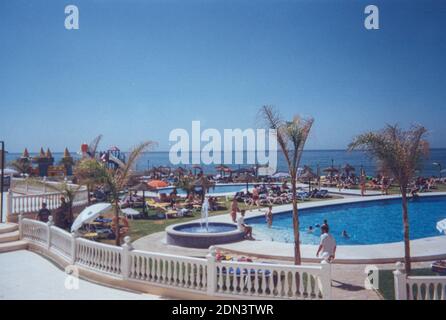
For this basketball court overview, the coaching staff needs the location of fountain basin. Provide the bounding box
[166,222,245,248]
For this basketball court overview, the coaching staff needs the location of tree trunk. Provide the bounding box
[68,202,73,226]
[401,186,411,273]
[291,175,301,265]
[87,184,91,204]
[114,200,121,246]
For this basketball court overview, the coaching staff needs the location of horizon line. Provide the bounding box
[4,147,446,153]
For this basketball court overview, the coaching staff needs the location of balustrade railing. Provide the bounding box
[394,262,446,300]
[6,187,88,218]
[19,216,332,299]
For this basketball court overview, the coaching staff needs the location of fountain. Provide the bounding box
[165,197,245,248]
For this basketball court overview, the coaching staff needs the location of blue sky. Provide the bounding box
[1,0,445,152]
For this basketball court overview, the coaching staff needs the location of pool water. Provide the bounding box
[174,223,237,233]
[246,196,446,245]
[158,183,254,195]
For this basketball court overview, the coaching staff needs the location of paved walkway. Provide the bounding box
[0,250,163,300]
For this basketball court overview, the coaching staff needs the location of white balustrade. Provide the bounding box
[394,261,446,300]
[49,226,73,261]
[21,218,48,246]
[214,259,328,299]
[405,277,446,300]
[75,238,122,276]
[8,189,88,216]
[128,249,208,292]
[18,218,332,299]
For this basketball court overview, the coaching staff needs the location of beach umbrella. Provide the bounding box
[222,167,233,178]
[173,167,186,177]
[121,207,141,219]
[342,164,355,177]
[1,168,18,175]
[323,167,339,174]
[237,173,254,192]
[436,219,446,234]
[147,180,168,188]
[192,165,203,176]
[323,166,339,182]
[71,203,112,233]
[272,172,290,179]
[215,165,228,177]
[130,182,152,214]
[300,167,317,191]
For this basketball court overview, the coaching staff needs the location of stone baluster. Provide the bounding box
[18,211,24,239]
[121,236,133,280]
[320,259,332,300]
[206,246,217,296]
[70,232,79,265]
[47,216,54,249]
[393,261,407,300]
[6,189,13,222]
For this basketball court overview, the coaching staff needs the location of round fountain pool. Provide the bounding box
[166,222,245,248]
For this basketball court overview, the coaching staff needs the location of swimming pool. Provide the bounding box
[246,196,446,245]
[158,183,259,196]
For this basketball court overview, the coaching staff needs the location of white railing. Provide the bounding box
[49,226,73,261]
[11,178,82,194]
[18,215,332,299]
[75,238,123,276]
[214,260,330,299]
[394,262,446,300]
[21,218,48,246]
[6,188,88,217]
[128,250,208,292]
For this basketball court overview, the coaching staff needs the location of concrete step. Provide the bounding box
[0,231,20,243]
[0,223,18,235]
[0,240,28,253]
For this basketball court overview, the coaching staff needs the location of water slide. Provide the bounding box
[108,153,125,168]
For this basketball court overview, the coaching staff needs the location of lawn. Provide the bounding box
[378,268,437,300]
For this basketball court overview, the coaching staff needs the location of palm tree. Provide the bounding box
[87,134,103,158]
[74,141,156,244]
[259,106,314,265]
[195,175,216,203]
[174,176,196,198]
[74,158,108,203]
[9,159,32,176]
[348,124,429,273]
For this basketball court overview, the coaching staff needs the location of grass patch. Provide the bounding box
[378,268,436,300]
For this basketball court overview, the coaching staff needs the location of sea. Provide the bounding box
[4,149,446,177]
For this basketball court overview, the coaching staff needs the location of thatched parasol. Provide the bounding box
[342,164,355,177]
[130,182,152,214]
[300,166,318,191]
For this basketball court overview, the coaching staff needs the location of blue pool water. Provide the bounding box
[246,196,446,245]
[174,223,237,233]
[158,183,254,195]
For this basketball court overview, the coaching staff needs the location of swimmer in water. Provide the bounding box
[307,226,314,233]
[341,230,350,238]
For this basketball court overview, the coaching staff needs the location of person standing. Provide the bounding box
[360,173,366,196]
[251,185,260,207]
[230,197,240,223]
[316,225,337,262]
[265,205,273,228]
[36,202,51,223]
[53,196,69,229]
